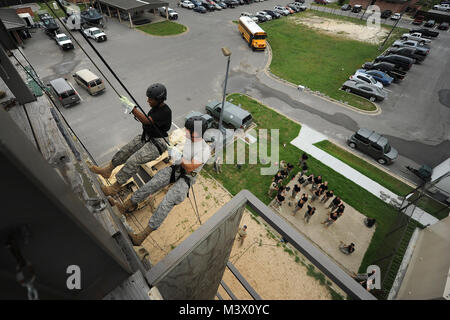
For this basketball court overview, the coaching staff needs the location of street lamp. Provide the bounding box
[218,47,231,137]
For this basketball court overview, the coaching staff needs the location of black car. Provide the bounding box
[255,14,268,22]
[193,5,207,12]
[295,0,305,3]
[352,5,362,13]
[223,0,238,7]
[191,0,203,5]
[201,1,216,10]
[410,28,439,38]
[341,4,351,11]
[438,22,449,30]
[386,47,425,63]
[362,62,406,82]
[263,10,281,19]
[381,10,392,18]
[424,20,435,27]
[374,54,415,71]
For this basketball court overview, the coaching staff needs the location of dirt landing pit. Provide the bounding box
[288,15,389,44]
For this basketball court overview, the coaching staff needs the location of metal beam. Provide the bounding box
[226,261,261,300]
[220,280,237,300]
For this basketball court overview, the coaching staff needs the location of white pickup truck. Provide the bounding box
[401,32,432,44]
[433,3,450,11]
[54,33,74,50]
[158,7,179,20]
[83,27,107,42]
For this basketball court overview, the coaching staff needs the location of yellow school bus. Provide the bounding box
[238,16,267,51]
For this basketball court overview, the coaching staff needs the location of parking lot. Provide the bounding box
[22,0,450,183]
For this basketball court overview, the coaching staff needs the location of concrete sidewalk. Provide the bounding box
[290,125,439,226]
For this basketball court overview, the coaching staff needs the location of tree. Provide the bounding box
[338,0,346,5]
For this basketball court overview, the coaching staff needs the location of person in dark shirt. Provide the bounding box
[318,181,328,194]
[286,163,295,175]
[303,174,314,187]
[275,189,286,209]
[327,196,341,211]
[321,190,334,204]
[298,152,308,167]
[304,205,316,223]
[310,188,322,203]
[291,184,301,199]
[339,242,355,255]
[300,163,308,177]
[293,193,308,215]
[273,171,283,186]
[90,83,172,196]
[311,175,322,191]
[322,210,340,227]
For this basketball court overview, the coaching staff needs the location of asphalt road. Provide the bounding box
[22,1,450,185]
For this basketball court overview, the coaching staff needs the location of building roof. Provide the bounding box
[98,0,169,12]
[0,8,27,31]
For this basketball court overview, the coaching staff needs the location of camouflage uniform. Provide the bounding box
[111,135,167,185]
[131,166,192,230]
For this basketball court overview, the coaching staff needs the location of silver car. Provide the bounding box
[274,6,290,15]
[342,80,387,102]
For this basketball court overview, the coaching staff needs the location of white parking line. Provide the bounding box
[383,88,393,93]
[68,81,83,102]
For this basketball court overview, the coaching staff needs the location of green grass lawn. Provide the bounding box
[204,93,410,280]
[137,21,187,36]
[314,140,449,220]
[262,10,407,111]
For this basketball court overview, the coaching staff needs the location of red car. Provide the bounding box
[412,15,424,25]
[284,6,295,13]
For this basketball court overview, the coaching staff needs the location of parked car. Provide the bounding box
[73,69,105,95]
[392,40,430,56]
[362,62,405,82]
[438,22,449,30]
[314,0,330,4]
[180,0,195,8]
[341,4,352,11]
[286,4,300,12]
[410,28,439,38]
[216,1,227,8]
[274,6,290,15]
[350,71,383,89]
[210,1,222,10]
[380,10,392,18]
[401,32,432,44]
[412,15,424,25]
[83,27,107,42]
[355,69,393,86]
[262,10,281,19]
[223,0,239,7]
[284,6,295,14]
[386,47,425,63]
[185,111,215,130]
[289,2,307,11]
[424,20,436,27]
[351,5,362,13]
[374,54,415,71]
[433,3,450,11]
[255,14,268,22]
[390,13,401,20]
[54,33,74,50]
[201,1,216,11]
[342,80,387,102]
[48,78,80,108]
[347,128,398,165]
[190,0,203,6]
[256,11,272,20]
[193,5,207,12]
[158,7,179,19]
[205,101,253,129]
[295,0,305,3]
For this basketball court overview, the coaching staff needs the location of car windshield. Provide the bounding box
[59,36,70,41]
[92,29,101,34]
[384,144,391,153]
[254,34,267,40]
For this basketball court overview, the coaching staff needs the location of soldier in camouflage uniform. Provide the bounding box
[89,83,172,196]
[109,116,211,246]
